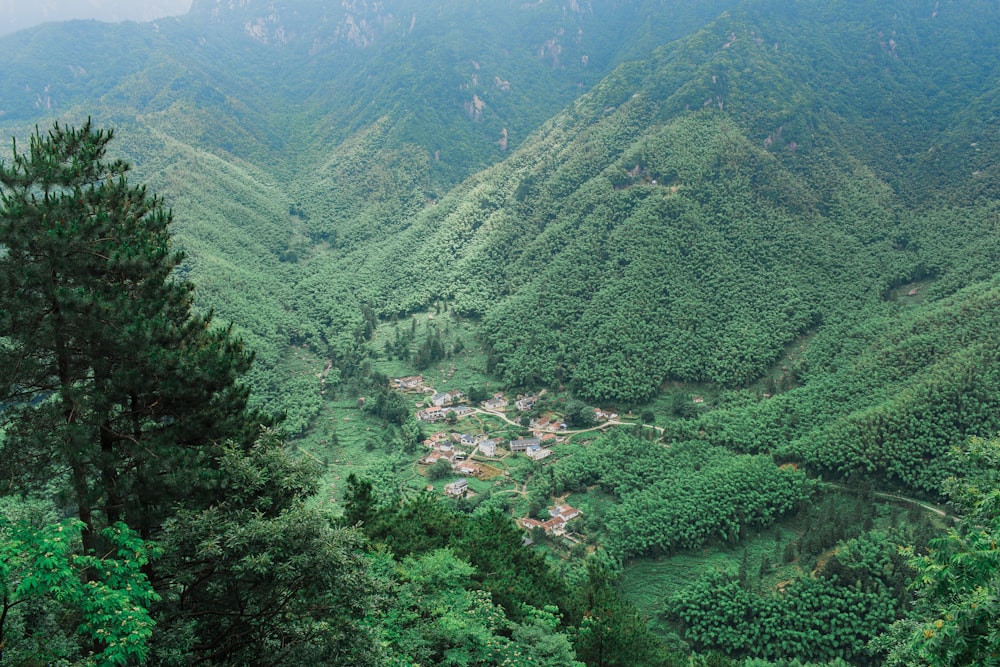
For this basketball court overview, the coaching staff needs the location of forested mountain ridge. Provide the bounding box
[0,1,997,460]
[0,0,742,429]
[334,0,1000,405]
[4,0,1000,664]
[1,0,997,472]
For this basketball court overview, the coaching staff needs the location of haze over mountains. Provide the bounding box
[3,1,1000,663]
[2,0,997,451]
[0,0,192,35]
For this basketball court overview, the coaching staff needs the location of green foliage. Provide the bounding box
[427,458,454,480]
[361,384,411,425]
[350,489,570,623]
[537,431,805,560]
[375,548,584,667]
[565,399,598,428]
[671,277,1000,493]
[0,122,379,664]
[155,433,380,665]
[413,329,446,370]
[4,3,1000,664]
[880,437,1000,667]
[572,558,676,667]
[0,120,261,549]
[669,529,911,665]
[0,515,159,665]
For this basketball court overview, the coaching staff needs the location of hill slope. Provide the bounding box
[1,0,999,483]
[333,0,1000,408]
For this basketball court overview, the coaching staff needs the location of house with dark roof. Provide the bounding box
[510,437,541,453]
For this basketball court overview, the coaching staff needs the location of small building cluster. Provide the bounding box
[394,379,602,504]
[519,504,582,537]
[420,432,493,481]
[417,405,474,422]
[594,407,619,422]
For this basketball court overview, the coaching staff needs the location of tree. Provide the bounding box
[427,458,454,480]
[374,548,583,667]
[880,436,1000,667]
[0,122,380,664]
[342,473,378,527]
[0,120,259,553]
[0,513,159,665]
[572,557,670,667]
[565,399,597,428]
[153,434,379,665]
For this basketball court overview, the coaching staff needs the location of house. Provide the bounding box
[692,396,705,404]
[421,449,455,465]
[515,395,537,412]
[529,416,553,431]
[417,406,446,422]
[444,478,469,498]
[424,431,450,446]
[518,503,582,536]
[459,433,483,446]
[535,432,565,446]
[549,504,581,522]
[449,405,474,418]
[452,461,482,477]
[481,393,508,410]
[510,437,541,453]
[393,375,424,390]
[432,390,466,407]
[526,446,552,461]
[519,517,548,533]
[594,408,619,422]
[478,439,499,457]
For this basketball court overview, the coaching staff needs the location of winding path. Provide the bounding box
[469,406,664,436]
[824,482,956,521]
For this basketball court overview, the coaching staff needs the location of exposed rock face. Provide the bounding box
[194,0,403,50]
[465,94,487,121]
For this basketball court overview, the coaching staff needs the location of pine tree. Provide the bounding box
[0,121,379,664]
[0,121,258,551]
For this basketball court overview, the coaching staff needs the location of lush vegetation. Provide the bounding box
[529,431,805,560]
[2,0,1000,664]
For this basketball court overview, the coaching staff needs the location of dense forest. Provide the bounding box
[2,0,1000,664]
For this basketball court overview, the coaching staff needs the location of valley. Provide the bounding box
[1,0,1000,664]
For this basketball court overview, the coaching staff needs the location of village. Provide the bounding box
[390,374,624,542]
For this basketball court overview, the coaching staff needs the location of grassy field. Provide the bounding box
[617,495,921,639]
[367,311,498,393]
[619,526,802,629]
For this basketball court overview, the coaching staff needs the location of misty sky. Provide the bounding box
[0,0,193,36]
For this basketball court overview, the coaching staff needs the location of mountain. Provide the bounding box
[0,0,192,36]
[336,0,1000,405]
[0,0,739,427]
[1,0,998,486]
[5,2,1000,664]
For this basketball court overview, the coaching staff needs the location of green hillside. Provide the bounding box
[1,0,995,507]
[340,0,1000,407]
[3,0,1000,664]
